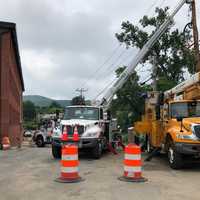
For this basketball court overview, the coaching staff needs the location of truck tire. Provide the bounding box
[168,144,183,169]
[92,142,102,159]
[36,135,45,147]
[52,145,61,159]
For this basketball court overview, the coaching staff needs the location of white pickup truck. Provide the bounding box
[52,105,113,159]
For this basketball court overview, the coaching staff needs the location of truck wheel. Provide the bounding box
[92,142,102,159]
[36,136,45,147]
[52,145,61,159]
[168,145,183,169]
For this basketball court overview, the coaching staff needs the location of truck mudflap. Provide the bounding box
[175,143,200,155]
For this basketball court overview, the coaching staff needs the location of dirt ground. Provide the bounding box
[1,144,200,200]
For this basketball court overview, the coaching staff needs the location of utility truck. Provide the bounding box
[135,73,200,169]
[52,0,194,163]
[51,106,113,159]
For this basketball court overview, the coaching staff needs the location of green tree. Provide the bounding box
[49,101,61,108]
[110,67,149,131]
[116,7,195,91]
[71,96,85,105]
[23,101,36,121]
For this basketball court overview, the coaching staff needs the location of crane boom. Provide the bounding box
[99,0,191,109]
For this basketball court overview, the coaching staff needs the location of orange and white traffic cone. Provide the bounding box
[73,126,79,142]
[119,144,147,182]
[61,126,68,141]
[55,144,84,183]
[2,137,11,150]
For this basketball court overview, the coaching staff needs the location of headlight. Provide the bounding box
[176,133,199,140]
[82,126,101,138]
[82,132,100,138]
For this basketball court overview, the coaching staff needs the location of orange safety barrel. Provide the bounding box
[1,137,11,150]
[55,144,84,183]
[118,144,147,182]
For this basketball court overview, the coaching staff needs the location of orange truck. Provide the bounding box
[134,72,200,169]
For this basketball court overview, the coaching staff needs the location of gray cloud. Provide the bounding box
[0,0,199,100]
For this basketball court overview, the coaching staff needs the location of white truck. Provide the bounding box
[33,126,53,147]
[51,105,112,159]
[52,0,192,159]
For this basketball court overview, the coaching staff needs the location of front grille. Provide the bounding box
[77,125,84,135]
[62,125,84,136]
[193,125,200,138]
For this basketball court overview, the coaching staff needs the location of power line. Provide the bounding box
[84,1,162,92]
[92,49,128,82]
[81,44,122,88]
[88,1,163,100]
[76,88,88,98]
[93,77,117,100]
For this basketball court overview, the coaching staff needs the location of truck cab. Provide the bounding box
[134,72,200,169]
[161,100,200,168]
[51,105,110,159]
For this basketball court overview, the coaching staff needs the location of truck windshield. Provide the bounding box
[171,102,200,118]
[64,107,99,120]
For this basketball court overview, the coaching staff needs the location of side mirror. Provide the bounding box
[176,116,183,122]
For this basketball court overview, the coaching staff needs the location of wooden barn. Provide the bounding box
[0,22,24,147]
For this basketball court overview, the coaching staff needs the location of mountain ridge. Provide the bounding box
[23,95,71,107]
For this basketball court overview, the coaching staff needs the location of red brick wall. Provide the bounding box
[0,31,23,147]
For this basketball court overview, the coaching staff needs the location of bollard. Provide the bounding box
[118,143,147,182]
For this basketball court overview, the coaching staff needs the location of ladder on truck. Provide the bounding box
[97,0,193,109]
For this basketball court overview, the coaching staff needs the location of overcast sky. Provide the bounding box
[0,0,199,100]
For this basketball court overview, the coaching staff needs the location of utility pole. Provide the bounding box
[191,0,200,72]
[76,88,88,99]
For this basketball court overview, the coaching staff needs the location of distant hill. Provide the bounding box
[23,95,71,107]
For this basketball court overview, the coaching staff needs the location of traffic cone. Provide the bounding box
[73,126,79,142]
[61,126,68,141]
[2,137,11,150]
[118,144,147,182]
[55,144,84,183]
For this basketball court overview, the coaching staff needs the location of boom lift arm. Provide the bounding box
[99,0,192,109]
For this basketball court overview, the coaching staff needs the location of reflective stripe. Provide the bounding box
[62,154,78,161]
[3,144,10,147]
[127,171,133,177]
[61,167,79,173]
[124,166,141,172]
[125,154,141,160]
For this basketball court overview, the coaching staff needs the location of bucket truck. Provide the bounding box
[51,0,192,161]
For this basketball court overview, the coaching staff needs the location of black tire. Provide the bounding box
[168,143,183,169]
[52,145,61,159]
[92,142,102,159]
[36,135,45,147]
